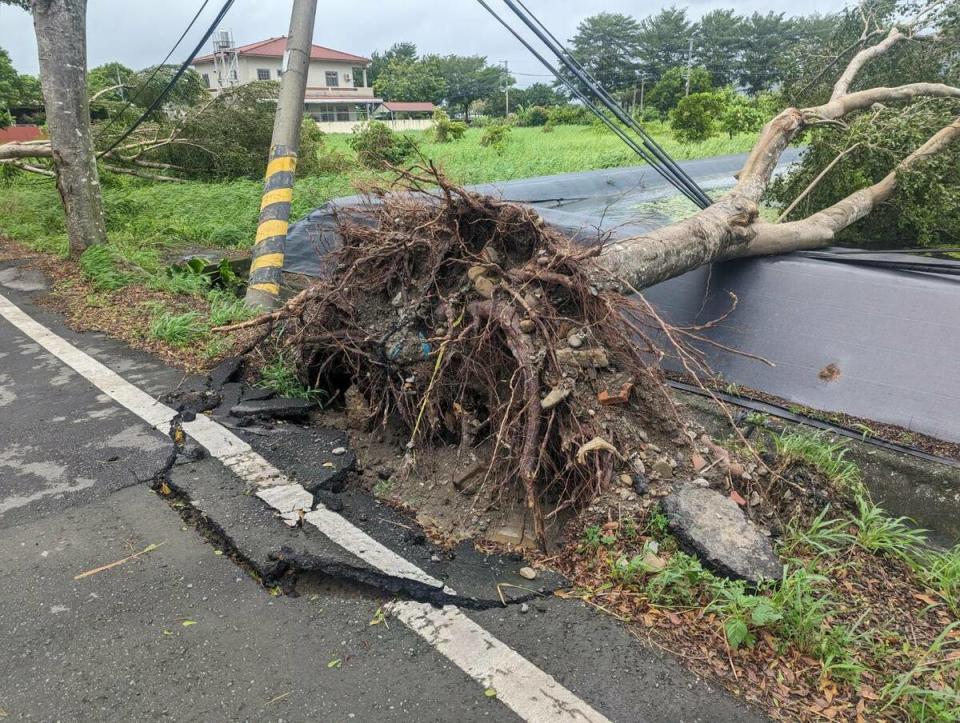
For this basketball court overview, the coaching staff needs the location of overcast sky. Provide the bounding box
[2,0,840,85]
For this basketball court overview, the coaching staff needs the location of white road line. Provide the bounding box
[0,291,612,723]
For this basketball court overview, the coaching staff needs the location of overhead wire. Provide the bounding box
[504,0,712,208]
[474,0,707,207]
[98,0,236,159]
[94,0,212,143]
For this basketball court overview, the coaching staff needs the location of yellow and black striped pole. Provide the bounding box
[243,0,317,309]
[246,144,296,305]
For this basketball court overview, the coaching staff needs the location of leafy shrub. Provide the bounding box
[479,123,511,153]
[517,105,550,127]
[547,104,593,126]
[347,120,418,169]
[430,108,467,143]
[718,90,767,138]
[669,92,724,142]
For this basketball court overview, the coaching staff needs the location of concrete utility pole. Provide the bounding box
[501,60,510,116]
[685,36,694,97]
[245,0,319,309]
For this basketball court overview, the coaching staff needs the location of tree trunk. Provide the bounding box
[31,0,106,258]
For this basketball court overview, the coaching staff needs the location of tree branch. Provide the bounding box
[831,28,904,99]
[0,141,53,160]
[735,116,960,258]
[101,163,185,183]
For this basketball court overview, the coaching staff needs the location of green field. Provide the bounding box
[0,123,757,259]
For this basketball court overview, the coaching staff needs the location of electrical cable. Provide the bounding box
[474,0,701,205]
[98,0,236,159]
[503,0,711,208]
[474,0,707,208]
[94,0,212,143]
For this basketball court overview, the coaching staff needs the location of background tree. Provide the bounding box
[434,55,501,121]
[669,91,723,142]
[368,41,418,88]
[373,56,446,104]
[694,9,744,87]
[636,7,693,82]
[568,12,642,93]
[87,61,136,104]
[740,12,797,94]
[647,66,711,115]
[0,45,42,121]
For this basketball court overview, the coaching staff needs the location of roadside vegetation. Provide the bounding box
[562,428,959,721]
[0,121,756,364]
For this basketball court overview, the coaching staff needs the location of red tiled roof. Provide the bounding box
[194,37,370,65]
[382,102,437,113]
[0,125,45,144]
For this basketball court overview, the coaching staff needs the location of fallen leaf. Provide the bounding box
[181,620,197,627]
[729,490,747,506]
[162,630,174,636]
[484,688,497,698]
[858,685,879,700]
[328,658,341,668]
[912,593,939,606]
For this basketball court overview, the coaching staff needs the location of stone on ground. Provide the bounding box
[661,486,782,584]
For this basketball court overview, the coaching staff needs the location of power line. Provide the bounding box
[98,0,236,158]
[473,0,705,208]
[94,0,212,143]
[474,0,709,208]
[506,0,711,208]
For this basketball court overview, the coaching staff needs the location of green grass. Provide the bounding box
[770,430,863,492]
[256,350,325,401]
[207,289,257,327]
[148,310,204,347]
[851,496,929,563]
[78,245,130,290]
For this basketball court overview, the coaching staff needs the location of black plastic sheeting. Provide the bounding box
[283,150,960,443]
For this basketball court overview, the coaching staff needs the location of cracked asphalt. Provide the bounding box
[0,268,766,722]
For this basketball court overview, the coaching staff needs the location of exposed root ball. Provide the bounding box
[236,167,692,549]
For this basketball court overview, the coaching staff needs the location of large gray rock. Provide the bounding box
[661,486,782,584]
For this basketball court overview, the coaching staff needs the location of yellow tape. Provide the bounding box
[250,252,284,272]
[255,219,289,243]
[265,155,296,177]
[260,187,294,209]
[250,282,280,296]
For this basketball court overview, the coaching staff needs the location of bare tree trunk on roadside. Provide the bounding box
[31,0,106,257]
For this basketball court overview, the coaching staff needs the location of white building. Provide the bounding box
[192,35,382,122]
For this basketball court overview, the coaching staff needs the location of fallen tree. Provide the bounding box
[218,5,960,551]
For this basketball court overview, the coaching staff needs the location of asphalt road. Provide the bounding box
[0,263,766,722]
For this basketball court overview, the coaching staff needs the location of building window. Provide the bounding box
[277,69,283,78]
[202,73,210,88]
[325,71,339,87]
[256,68,271,81]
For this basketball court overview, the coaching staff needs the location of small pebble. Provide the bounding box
[430,554,441,563]
[567,332,585,349]
[518,566,537,580]
[519,603,530,614]
[332,447,346,455]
